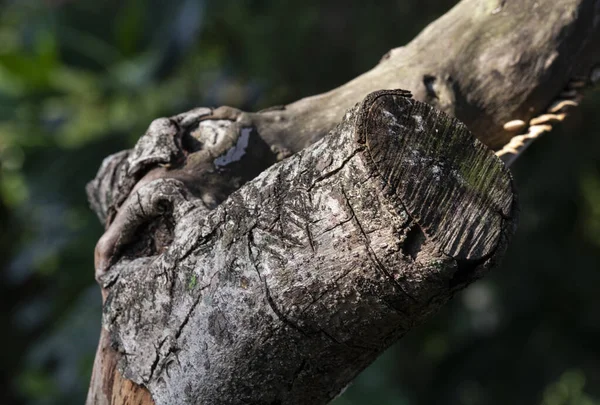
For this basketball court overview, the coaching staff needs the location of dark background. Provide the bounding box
[1,0,600,404]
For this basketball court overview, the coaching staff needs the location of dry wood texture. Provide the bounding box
[89,91,515,405]
[85,0,600,403]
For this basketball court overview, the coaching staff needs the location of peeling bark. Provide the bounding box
[85,0,600,403]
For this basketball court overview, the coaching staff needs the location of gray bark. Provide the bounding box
[91,91,515,405]
[85,0,600,404]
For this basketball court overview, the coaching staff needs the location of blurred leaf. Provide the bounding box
[16,369,59,400]
[114,0,145,56]
[580,170,600,247]
[541,370,600,405]
[0,30,59,91]
[0,171,29,207]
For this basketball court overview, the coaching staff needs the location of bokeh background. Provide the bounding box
[1,0,600,404]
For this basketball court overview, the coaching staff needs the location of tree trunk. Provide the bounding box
[86,0,600,404]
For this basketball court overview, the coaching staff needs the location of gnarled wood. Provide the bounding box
[88,91,516,405]
[86,0,600,403]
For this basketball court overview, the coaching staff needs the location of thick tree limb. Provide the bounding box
[247,0,600,153]
[86,0,600,404]
[89,91,516,405]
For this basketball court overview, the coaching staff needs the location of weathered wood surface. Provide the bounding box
[88,0,600,229]
[85,0,600,403]
[87,330,154,405]
[248,0,600,153]
[89,91,516,405]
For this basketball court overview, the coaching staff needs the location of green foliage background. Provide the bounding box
[1,0,599,404]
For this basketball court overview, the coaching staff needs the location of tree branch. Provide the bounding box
[89,91,516,405]
[85,0,600,403]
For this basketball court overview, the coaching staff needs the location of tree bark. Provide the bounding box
[86,0,600,404]
[88,91,516,405]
